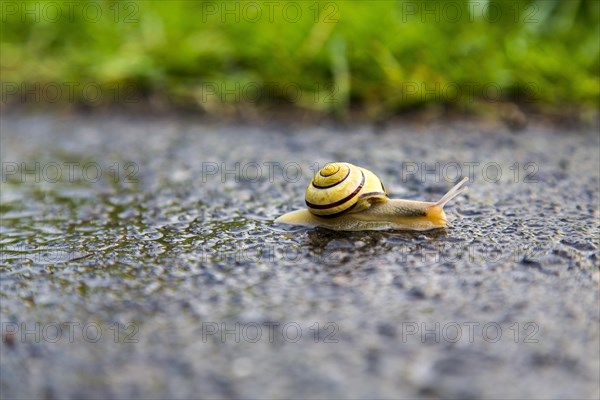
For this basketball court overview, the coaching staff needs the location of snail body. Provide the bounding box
[275,162,468,231]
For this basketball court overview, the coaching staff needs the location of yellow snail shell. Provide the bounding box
[275,162,469,231]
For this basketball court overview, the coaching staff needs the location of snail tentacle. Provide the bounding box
[435,177,469,208]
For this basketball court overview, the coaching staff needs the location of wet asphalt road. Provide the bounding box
[1,114,599,399]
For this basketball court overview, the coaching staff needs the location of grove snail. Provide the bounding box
[275,162,469,231]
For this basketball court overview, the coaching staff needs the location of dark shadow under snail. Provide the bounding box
[275,162,469,231]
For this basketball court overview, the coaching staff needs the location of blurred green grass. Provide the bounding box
[1,0,598,118]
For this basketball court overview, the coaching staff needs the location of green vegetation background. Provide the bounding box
[2,0,599,117]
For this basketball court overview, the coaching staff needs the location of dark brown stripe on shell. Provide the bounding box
[312,202,358,219]
[306,171,365,210]
[313,167,351,189]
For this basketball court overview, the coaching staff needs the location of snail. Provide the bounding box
[275,162,468,231]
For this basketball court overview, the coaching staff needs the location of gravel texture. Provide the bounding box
[1,114,599,399]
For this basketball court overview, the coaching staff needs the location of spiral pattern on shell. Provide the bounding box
[305,162,387,218]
